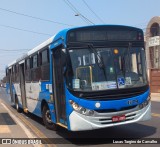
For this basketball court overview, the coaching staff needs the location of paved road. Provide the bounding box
[0,88,38,147]
[0,87,160,147]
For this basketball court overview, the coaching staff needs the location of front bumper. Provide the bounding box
[69,101,151,131]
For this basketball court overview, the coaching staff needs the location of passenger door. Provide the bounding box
[52,47,67,126]
[19,63,27,109]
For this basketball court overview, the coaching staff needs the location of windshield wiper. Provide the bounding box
[88,44,104,68]
[88,44,108,81]
[121,43,132,77]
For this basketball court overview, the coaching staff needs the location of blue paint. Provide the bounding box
[32,81,53,117]
[65,87,149,130]
[65,88,149,112]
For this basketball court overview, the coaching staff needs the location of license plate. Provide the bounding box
[112,115,126,122]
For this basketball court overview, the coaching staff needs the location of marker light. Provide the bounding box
[114,49,119,54]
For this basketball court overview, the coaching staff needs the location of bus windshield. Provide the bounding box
[67,47,147,91]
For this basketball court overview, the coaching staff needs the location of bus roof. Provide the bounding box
[7,35,56,68]
[27,35,55,56]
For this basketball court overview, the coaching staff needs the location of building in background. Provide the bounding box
[145,16,160,93]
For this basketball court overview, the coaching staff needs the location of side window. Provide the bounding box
[33,55,38,68]
[26,58,30,70]
[42,50,49,64]
[12,66,15,74]
[30,57,33,69]
[14,65,16,73]
[39,49,50,81]
[39,49,49,66]
[25,58,31,82]
[12,66,15,82]
[15,64,19,82]
[16,64,19,73]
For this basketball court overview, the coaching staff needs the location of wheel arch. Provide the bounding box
[41,99,48,114]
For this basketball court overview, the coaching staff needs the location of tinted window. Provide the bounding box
[42,50,49,64]
[16,64,19,73]
[26,58,30,69]
[33,55,38,68]
[12,66,15,73]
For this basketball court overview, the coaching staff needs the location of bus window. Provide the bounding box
[42,50,49,65]
[33,55,38,68]
[39,49,49,66]
[26,58,30,70]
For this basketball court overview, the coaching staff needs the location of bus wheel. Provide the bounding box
[15,97,22,113]
[42,105,57,130]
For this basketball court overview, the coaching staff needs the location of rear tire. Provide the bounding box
[42,105,57,130]
[15,97,22,113]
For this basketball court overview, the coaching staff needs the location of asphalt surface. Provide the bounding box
[0,87,160,147]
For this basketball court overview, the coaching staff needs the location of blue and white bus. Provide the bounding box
[6,25,151,131]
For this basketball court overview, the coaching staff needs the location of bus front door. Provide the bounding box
[19,63,27,111]
[52,47,67,127]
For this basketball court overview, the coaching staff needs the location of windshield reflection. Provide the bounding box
[67,47,147,91]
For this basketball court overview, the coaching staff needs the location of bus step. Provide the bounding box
[56,123,67,129]
[23,108,28,113]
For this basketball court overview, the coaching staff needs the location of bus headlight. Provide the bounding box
[69,100,94,116]
[139,96,150,109]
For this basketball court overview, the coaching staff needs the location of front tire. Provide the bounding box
[42,105,57,130]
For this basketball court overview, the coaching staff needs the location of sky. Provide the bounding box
[0,0,160,79]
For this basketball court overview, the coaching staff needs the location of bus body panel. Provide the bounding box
[25,81,53,117]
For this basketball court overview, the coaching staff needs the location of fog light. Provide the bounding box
[80,107,86,114]
[88,110,94,115]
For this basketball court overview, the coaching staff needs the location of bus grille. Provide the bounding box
[99,114,136,125]
[89,106,142,125]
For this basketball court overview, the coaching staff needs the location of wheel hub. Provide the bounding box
[45,110,52,123]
